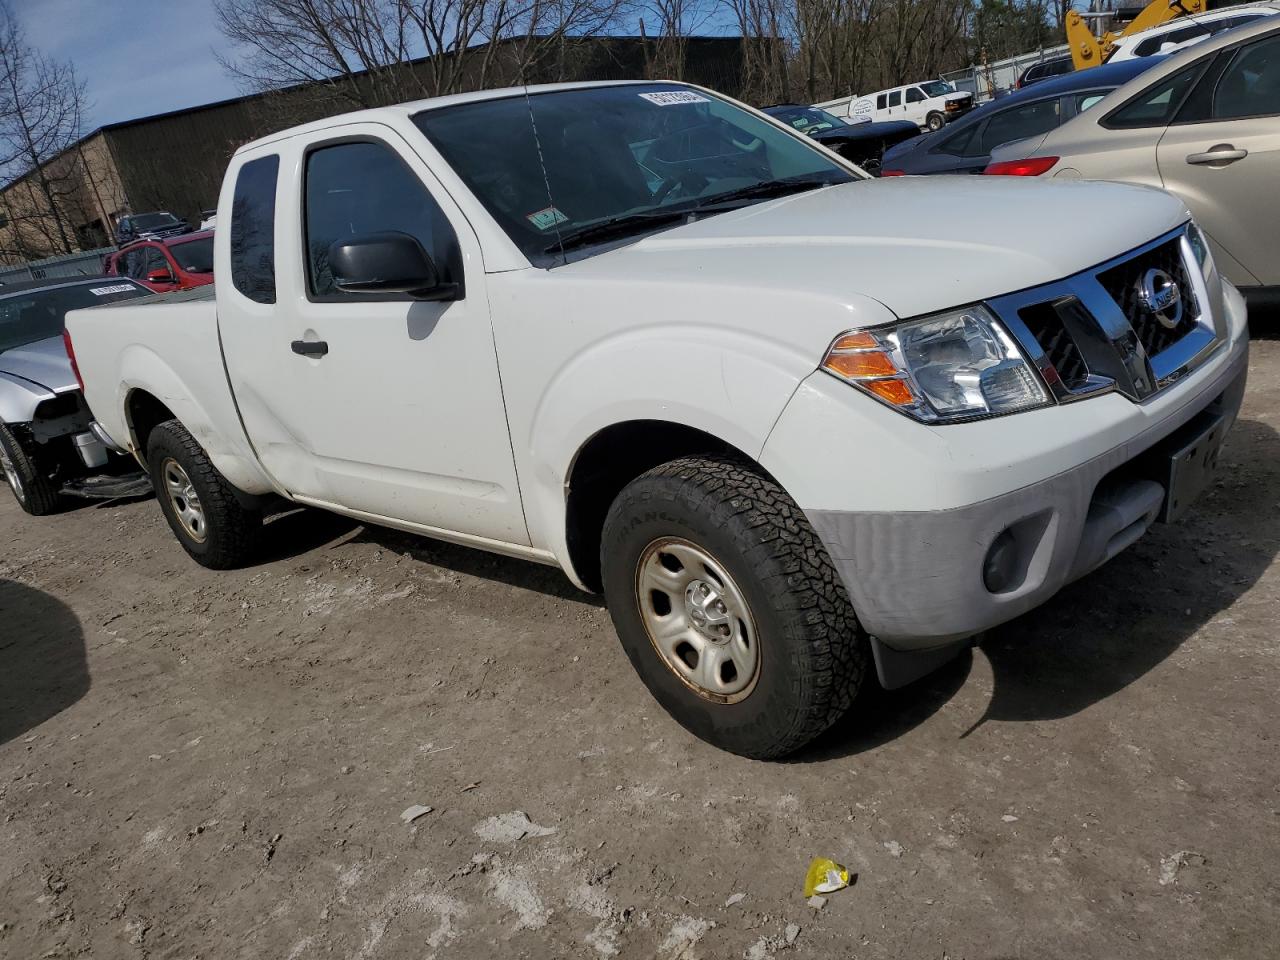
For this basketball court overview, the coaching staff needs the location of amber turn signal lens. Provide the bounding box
[823,351,898,379]
[830,331,879,351]
[865,378,916,406]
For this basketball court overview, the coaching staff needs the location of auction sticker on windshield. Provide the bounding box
[90,284,137,295]
[639,91,710,106]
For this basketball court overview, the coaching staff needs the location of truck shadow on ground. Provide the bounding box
[0,579,87,747]
[797,416,1280,761]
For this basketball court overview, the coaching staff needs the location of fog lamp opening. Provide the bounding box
[983,529,1020,594]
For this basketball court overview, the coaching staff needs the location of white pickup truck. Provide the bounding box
[65,80,1249,759]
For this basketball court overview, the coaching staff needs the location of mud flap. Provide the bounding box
[871,634,974,690]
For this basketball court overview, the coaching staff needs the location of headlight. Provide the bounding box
[821,305,1050,423]
[1185,220,1214,280]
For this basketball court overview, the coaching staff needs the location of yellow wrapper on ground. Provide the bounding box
[803,857,850,897]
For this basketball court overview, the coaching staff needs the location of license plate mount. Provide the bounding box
[1159,412,1225,523]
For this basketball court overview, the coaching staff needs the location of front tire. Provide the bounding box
[147,419,261,569]
[600,456,868,760]
[926,111,946,132]
[0,422,62,516]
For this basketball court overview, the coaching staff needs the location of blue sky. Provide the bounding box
[17,0,246,130]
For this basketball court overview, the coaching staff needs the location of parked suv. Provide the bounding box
[114,211,190,245]
[1107,3,1278,63]
[106,231,214,292]
[1016,54,1073,88]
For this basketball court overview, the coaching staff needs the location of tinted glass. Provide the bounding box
[933,123,978,156]
[877,94,887,109]
[170,236,214,273]
[1213,34,1280,119]
[906,88,925,103]
[980,98,1061,152]
[230,155,279,304]
[767,106,845,133]
[1107,64,1203,127]
[888,91,902,107]
[131,212,180,230]
[0,282,150,352]
[414,85,853,267]
[304,140,459,297]
[144,247,170,277]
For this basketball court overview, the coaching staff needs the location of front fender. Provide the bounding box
[0,372,54,425]
[521,325,818,576]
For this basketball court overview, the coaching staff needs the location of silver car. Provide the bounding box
[987,18,1280,310]
[0,277,153,514]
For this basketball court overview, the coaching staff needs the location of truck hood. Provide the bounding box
[0,335,75,393]
[561,176,1188,319]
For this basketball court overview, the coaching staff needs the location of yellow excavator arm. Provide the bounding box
[1066,0,1208,70]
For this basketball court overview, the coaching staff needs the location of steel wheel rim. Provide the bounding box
[0,441,24,502]
[634,537,761,704]
[161,458,207,543]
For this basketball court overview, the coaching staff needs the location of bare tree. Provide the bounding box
[0,1,91,259]
[216,0,633,122]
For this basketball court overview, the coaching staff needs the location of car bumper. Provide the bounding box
[762,282,1250,651]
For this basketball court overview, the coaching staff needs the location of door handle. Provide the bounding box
[1186,145,1248,166]
[291,339,329,357]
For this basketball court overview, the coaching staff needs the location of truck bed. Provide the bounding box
[65,286,275,496]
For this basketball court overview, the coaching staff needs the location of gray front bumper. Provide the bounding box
[808,340,1248,651]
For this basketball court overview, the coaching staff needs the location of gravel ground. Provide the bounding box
[2,340,1279,960]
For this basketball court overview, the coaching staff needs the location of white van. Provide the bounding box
[847,80,975,131]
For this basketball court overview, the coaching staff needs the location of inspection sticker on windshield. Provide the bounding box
[89,284,136,296]
[639,91,709,106]
[526,206,569,231]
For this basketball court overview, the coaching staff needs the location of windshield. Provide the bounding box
[0,281,149,353]
[918,81,954,97]
[414,84,856,266]
[170,236,213,273]
[768,106,846,134]
[132,212,180,230]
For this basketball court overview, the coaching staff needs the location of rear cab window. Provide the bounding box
[230,155,280,304]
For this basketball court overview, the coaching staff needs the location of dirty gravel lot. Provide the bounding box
[3,343,1279,960]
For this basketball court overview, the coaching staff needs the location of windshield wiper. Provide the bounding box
[692,176,838,210]
[545,209,694,254]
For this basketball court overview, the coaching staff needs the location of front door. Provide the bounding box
[217,127,529,546]
[1156,32,1280,285]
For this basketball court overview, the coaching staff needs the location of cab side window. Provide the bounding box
[887,91,902,108]
[1212,34,1280,119]
[303,139,460,299]
[906,88,925,104]
[230,154,280,305]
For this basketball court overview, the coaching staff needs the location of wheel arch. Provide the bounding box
[562,419,774,593]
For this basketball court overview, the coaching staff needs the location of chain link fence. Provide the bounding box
[0,248,115,286]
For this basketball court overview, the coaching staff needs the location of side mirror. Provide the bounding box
[328,231,459,300]
[147,268,175,284]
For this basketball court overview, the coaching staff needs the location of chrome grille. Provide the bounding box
[1095,237,1199,358]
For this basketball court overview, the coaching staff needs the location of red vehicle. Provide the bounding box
[105,231,214,292]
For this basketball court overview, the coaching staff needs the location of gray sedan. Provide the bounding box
[0,276,153,514]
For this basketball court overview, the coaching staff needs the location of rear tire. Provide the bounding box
[600,455,868,760]
[926,111,945,132]
[0,422,62,516]
[147,419,261,569]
